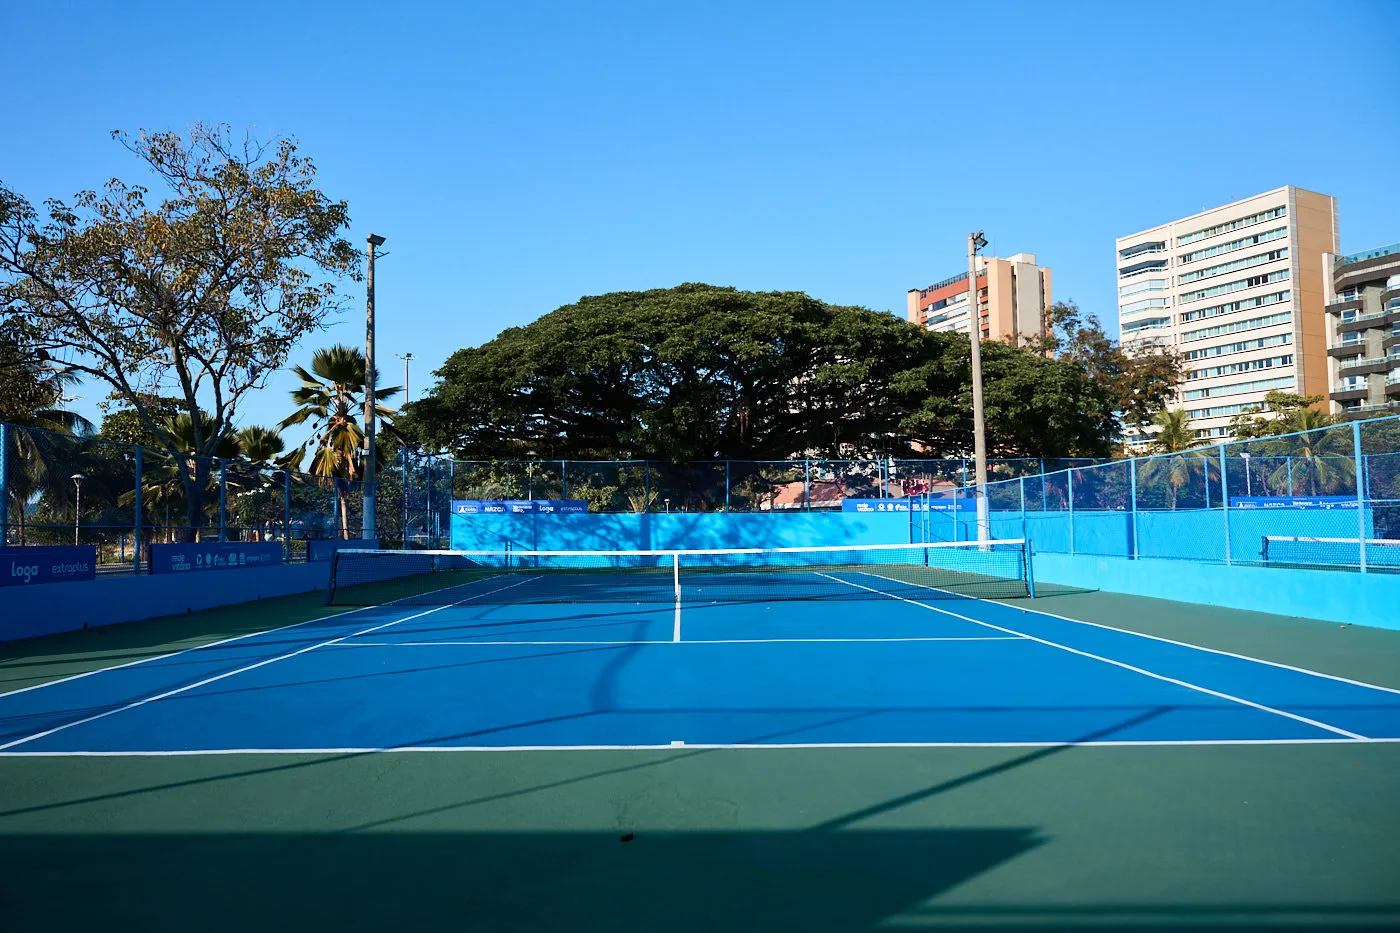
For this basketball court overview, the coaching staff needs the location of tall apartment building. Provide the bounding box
[1116,186,1339,443]
[907,253,1052,344]
[1324,243,1400,417]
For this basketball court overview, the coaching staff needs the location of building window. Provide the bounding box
[1122,316,1171,335]
[1182,375,1295,401]
[1186,354,1293,380]
[1119,259,1170,278]
[1182,311,1292,343]
[1179,269,1290,304]
[1176,206,1287,246]
[1183,333,1291,361]
[1178,248,1288,285]
[1121,297,1171,315]
[1119,278,1169,298]
[1179,289,1291,324]
[1185,401,1267,419]
[1119,241,1167,260]
[1179,227,1288,265]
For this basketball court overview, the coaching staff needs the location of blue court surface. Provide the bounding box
[3,570,1400,754]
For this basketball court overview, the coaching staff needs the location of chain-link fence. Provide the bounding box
[966,415,1400,572]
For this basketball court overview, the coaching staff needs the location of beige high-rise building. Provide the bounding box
[1116,186,1339,445]
[906,253,1052,344]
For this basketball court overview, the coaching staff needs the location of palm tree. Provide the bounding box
[3,359,94,544]
[280,345,400,538]
[1141,409,1207,510]
[1264,418,1354,497]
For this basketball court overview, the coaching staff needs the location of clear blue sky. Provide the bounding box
[4,0,1399,444]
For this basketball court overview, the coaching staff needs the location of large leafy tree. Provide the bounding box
[0,123,359,540]
[400,284,1114,461]
[1027,301,1182,437]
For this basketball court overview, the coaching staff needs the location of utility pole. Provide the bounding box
[363,233,386,540]
[967,231,991,542]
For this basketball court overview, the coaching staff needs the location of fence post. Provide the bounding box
[401,451,409,545]
[425,458,433,546]
[1128,457,1138,560]
[644,461,650,513]
[133,445,143,572]
[1286,457,1294,497]
[1219,444,1231,565]
[725,461,730,513]
[1019,476,1026,542]
[0,422,9,545]
[952,483,960,541]
[218,459,228,541]
[561,459,568,499]
[283,469,292,561]
[1067,469,1076,556]
[1354,420,1367,573]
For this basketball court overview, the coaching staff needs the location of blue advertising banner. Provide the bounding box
[148,542,284,575]
[1230,496,1359,510]
[841,498,976,513]
[308,538,380,562]
[0,546,97,587]
[452,500,589,515]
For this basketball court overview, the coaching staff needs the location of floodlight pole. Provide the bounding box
[363,233,386,540]
[967,231,991,542]
[71,473,85,546]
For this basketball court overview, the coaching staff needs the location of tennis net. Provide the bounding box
[325,539,1034,606]
[1260,536,1400,572]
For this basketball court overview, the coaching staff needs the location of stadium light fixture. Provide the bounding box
[967,231,990,542]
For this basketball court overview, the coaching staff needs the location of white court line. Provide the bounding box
[0,576,543,752]
[0,567,519,703]
[864,570,1400,699]
[4,736,1399,756]
[329,636,1027,647]
[673,601,681,643]
[814,571,1370,741]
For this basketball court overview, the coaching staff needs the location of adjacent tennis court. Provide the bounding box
[4,540,1398,756]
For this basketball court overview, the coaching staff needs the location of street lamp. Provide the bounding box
[396,352,415,403]
[71,473,85,546]
[664,498,671,513]
[1241,451,1252,497]
[363,233,386,540]
[967,231,991,542]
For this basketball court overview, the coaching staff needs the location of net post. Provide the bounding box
[1025,539,1036,599]
[133,445,144,573]
[1128,457,1138,560]
[1261,535,1270,567]
[672,551,680,600]
[1354,420,1367,573]
[1018,476,1027,542]
[1219,443,1231,565]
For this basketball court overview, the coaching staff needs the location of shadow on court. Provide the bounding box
[0,828,1045,932]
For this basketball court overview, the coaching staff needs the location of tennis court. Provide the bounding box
[4,540,1398,756]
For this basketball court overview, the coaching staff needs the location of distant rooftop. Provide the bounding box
[1335,242,1400,269]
